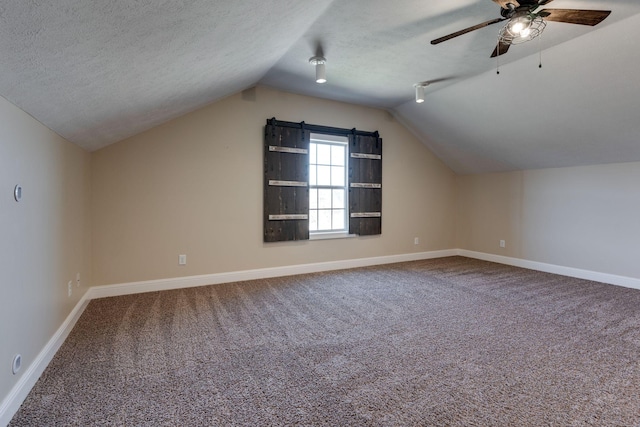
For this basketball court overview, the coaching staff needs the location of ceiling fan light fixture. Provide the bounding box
[509,18,530,35]
[500,14,546,45]
[309,56,327,83]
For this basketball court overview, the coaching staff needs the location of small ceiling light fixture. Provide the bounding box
[309,56,327,84]
[414,82,429,103]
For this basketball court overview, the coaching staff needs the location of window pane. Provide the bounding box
[317,165,331,186]
[332,145,345,166]
[333,189,345,209]
[309,210,318,231]
[331,166,344,187]
[309,189,317,209]
[317,144,331,165]
[333,209,345,230]
[309,165,316,186]
[318,210,331,230]
[318,189,331,209]
[309,138,350,234]
[309,143,316,164]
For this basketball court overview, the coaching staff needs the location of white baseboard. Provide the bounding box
[0,292,91,427]
[458,249,640,291]
[87,249,459,299]
[84,249,640,300]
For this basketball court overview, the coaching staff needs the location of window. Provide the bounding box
[309,134,348,233]
[264,118,382,243]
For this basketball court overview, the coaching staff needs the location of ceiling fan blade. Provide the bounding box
[538,9,611,26]
[490,41,511,58]
[431,18,506,45]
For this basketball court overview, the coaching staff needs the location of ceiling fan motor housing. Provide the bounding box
[500,3,518,18]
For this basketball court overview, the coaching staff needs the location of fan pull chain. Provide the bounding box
[496,37,501,75]
[538,32,543,68]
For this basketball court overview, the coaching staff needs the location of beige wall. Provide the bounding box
[0,96,92,402]
[456,162,640,278]
[91,86,457,286]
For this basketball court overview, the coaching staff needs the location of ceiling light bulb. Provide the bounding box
[309,56,327,84]
[511,21,525,34]
[508,14,533,38]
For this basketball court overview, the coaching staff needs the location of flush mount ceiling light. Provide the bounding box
[309,56,327,84]
[413,83,430,103]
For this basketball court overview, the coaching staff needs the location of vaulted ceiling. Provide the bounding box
[1,0,639,174]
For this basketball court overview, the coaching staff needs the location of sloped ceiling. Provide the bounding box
[1,0,639,174]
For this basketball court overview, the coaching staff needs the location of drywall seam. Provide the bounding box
[0,292,91,426]
[458,250,640,290]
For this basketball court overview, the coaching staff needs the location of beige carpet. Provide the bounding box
[10,257,640,426]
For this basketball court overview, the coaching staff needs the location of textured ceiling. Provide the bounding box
[1,0,639,173]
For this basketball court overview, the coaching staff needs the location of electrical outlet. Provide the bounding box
[67,281,73,297]
[179,254,187,265]
[500,240,506,248]
[414,237,419,245]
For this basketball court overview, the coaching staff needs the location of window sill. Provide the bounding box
[309,231,356,241]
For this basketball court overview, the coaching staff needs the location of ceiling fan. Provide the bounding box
[431,0,611,57]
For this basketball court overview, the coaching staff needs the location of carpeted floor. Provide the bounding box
[9,257,640,426]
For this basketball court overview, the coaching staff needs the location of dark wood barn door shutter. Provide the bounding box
[349,132,382,235]
[264,120,310,242]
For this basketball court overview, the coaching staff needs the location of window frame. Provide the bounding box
[308,133,350,236]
